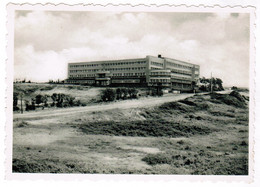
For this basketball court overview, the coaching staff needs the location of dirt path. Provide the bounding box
[14,93,194,119]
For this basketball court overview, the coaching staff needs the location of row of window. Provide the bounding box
[69,67,146,73]
[67,80,95,84]
[70,61,147,68]
[172,83,192,88]
[112,79,141,83]
[166,61,193,70]
[151,67,162,70]
[70,73,194,79]
[150,72,171,76]
[103,61,146,66]
[171,78,192,84]
[151,61,164,67]
[171,69,192,75]
[70,72,146,78]
[70,74,89,78]
[113,72,145,77]
[150,79,171,83]
[70,64,99,68]
[171,75,192,80]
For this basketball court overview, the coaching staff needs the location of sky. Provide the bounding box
[14,11,250,87]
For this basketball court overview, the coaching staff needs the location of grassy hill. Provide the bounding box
[12,91,249,175]
[14,83,105,105]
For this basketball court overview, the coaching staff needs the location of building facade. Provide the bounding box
[66,55,200,91]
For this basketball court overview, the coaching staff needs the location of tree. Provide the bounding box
[198,77,224,92]
[101,88,116,101]
[64,95,75,106]
[128,88,138,98]
[42,95,49,107]
[216,78,224,90]
[121,88,128,99]
[35,94,43,105]
[51,93,57,106]
[56,93,65,107]
[31,98,36,110]
[13,92,19,111]
[116,88,122,100]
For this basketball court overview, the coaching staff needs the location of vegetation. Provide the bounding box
[16,93,83,112]
[210,91,248,108]
[198,77,224,92]
[13,91,249,174]
[101,88,116,101]
[13,92,19,111]
[231,86,249,92]
[101,87,139,102]
[142,150,247,175]
[76,118,214,137]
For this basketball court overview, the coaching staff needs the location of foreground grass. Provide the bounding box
[12,92,249,174]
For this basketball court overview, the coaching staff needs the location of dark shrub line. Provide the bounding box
[101,88,139,102]
[76,119,214,138]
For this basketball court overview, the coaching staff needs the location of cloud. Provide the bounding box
[14,45,67,82]
[14,11,250,87]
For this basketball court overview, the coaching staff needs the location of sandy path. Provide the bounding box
[14,93,194,119]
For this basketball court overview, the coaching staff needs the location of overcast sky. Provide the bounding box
[14,11,250,87]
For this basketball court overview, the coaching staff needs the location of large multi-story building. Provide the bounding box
[66,55,200,91]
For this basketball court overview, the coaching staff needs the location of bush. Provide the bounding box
[142,153,172,165]
[128,88,138,98]
[13,92,19,111]
[101,88,116,102]
[16,121,29,128]
[210,92,246,108]
[159,102,193,113]
[13,106,20,111]
[229,91,245,102]
[35,94,43,105]
[76,118,214,138]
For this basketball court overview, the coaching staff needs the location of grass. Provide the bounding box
[16,121,29,128]
[76,119,215,137]
[141,145,248,175]
[12,91,249,174]
[209,92,247,108]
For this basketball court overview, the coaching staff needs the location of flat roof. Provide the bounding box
[68,57,147,65]
[147,55,199,67]
[68,55,200,67]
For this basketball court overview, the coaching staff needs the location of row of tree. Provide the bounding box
[101,88,139,102]
[48,79,65,84]
[198,77,224,92]
[13,79,31,83]
[13,93,83,111]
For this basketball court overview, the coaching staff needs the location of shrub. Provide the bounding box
[142,153,172,165]
[229,91,245,102]
[128,88,138,98]
[121,88,128,99]
[210,93,246,108]
[13,92,19,110]
[64,95,75,106]
[179,99,197,106]
[101,88,116,102]
[17,121,29,128]
[35,94,43,105]
[240,141,248,146]
[159,102,193,113]
[177,140,184,144]
[76,118,214,138]
[116,88,122,100]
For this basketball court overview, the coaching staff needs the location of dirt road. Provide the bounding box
[13,93,194,119]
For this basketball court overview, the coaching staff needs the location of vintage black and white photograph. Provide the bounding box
[9,5,253,176]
